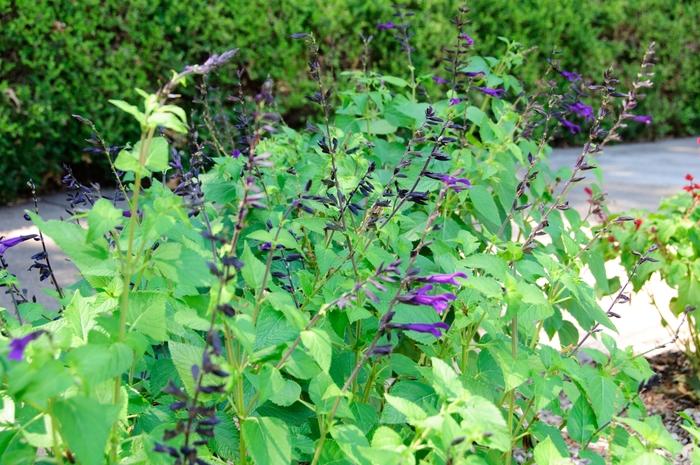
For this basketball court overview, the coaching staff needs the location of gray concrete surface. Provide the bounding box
[0,193,79,311]
[550,137,700,213]
[1,138,698,353]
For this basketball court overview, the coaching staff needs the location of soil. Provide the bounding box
[642,350,700,463]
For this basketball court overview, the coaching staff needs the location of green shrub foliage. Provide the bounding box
[0,10,692,462]
[606,175,700,375]
[1,0,699,202]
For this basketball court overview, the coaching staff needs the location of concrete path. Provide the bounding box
[1,138,698,354]
[550,137,700,213]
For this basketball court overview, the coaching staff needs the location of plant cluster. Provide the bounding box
[0,6,694,465]
[3,0,699,203]
[606,171,700,376]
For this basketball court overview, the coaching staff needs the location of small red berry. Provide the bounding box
[634,218,642,230]
[584,187,593,196]
[607,235,616,243]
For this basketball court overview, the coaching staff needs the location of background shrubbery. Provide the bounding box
[2,0,699,203]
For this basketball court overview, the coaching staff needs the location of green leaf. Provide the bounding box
[66,343,133,384]
[169,341,202,395]
[619,416,681,454]
[242,417,291,465]
[384,394,427,424]
[469,185,502,233]
[430,357,463,399]
[87,198,122,242]
[142,136,169,172]
[242,243,267,289]
[114,136,169,174]
[534,437,573,465]
[301,328,332,372]
[586,376,620,426]
[128,291,167,341]
[460,395,510,451]
[30,213,116,284]
[380,75,408,87]
[567,396,597,444]
[331,424,372,465]
[366,119,397,135]
[53,396,120,465]
[109,99,145,125]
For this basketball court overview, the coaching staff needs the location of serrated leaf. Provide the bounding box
[53,397,119,465]
[87,198,122,242]
[301,328,332,372]
[242,417,291,465]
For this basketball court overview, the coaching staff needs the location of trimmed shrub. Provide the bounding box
[1,0,698,203]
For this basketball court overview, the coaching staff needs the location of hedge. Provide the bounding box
[1,0,698,203]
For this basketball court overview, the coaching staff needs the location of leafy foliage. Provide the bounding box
[0,8,692,465]
[607,174,700,375]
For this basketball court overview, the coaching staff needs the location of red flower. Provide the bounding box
[686,174,695,182]
[634,218,642,231]
[584,187,593,196]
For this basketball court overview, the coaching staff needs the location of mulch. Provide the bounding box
[642,350,700,463]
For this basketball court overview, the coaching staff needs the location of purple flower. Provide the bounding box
[459,33,474,46]
[387,322,450,338]
[417,272,467,285]
[560,70,581,82]
[449,97,461,106]
[377,21,396,31]
[432,75,448,85]
[476,87,505,98]
[428,173,471,192]
[568,101,594,121]
[632,114,652,125]
[398,284,456,314]
[231,149,242,158]
[0,234,37,255]
[8,331,44,361]
[559,118,581,135]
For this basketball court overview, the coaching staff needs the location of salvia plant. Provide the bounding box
[0,5,692,465]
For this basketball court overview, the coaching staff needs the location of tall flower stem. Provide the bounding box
[110,125,154,463]
[310,188,449,465]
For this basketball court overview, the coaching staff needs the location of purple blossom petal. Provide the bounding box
[8,331,44,361]
[0,234,37,255]
[377,21,396,31]
[231,149,242,158]
[567,101,594,121]
[459,33,474,46]
[632,115,652,125]
[559,118,581,135]
[388,322,450,338]
[417,272,467,286]
[560,70,581,82]
[427,173,471,192]
[398,284,457,314]
[432,75,448,85]
[449,97,461,106]
[475,87,505,98]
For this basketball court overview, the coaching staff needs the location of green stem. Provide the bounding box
[110,126,155,463]
[49,402,65,465]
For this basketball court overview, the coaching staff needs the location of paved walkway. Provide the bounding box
[551,137,700,212]
[1,138,698,353]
